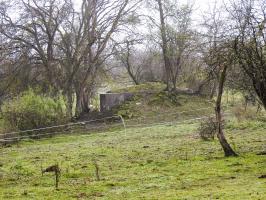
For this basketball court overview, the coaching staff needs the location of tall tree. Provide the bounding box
[229,0,266,109]
[0,0,72,92]
[148,0,193,91]
[214,44,238,157]
[166,4,193,90]
[60,0,138,116]
[201,2,237,156]
[156,0,171,90]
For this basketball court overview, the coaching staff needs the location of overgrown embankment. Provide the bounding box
[111,82,214,121]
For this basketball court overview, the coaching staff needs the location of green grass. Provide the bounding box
[0,120,265,199]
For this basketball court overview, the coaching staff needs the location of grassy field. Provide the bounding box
[0,119,265,199]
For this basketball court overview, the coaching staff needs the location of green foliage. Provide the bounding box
[10,163,33,180]
[1,89,68,131]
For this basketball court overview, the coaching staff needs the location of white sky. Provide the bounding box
[73,0,222,21]
[71,0,224,46]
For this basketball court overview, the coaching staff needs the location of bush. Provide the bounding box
[198,117,217,141]
[1,90,68,131]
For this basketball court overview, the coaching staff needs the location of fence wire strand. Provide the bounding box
[0,106,234,144]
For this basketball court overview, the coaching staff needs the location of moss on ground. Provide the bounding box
[0,120,265,199]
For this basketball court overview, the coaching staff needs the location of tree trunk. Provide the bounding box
[210,81,217,99]
[66,89,74,118]
[157,0,171,91]
[171,72,178,92]
[215,65,238,157]
[75,87,90,117]
[125,40,139,85]
[128,69,139,85]
[130,74,139,85]
[125,59,139,85]
[252,81,266,110]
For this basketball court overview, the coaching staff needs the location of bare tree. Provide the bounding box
[228,0,266,109]
[0,0,72,92]
[214,43,238,157]
[0,0,140,117]
[114,39,144,85]
[156,0,171,90]
[147,0,194,91]
[63,0,139,116]
[200,1,226,98]
[200,2,237,156]
[166,4,193,91]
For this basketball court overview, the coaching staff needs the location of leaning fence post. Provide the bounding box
[118,115,126,136]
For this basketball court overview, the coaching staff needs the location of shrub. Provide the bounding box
[1,90,68,131]
[198,117,217,141]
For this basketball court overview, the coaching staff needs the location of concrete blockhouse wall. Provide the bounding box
[100,93,134,112]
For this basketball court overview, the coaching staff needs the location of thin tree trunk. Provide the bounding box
[171,76,177,92]
[157,0,171,91]
[210,81,217,99]
[129,72,139,85]
[252,81,266,110]
[215,65,238,157]
[66,90,73,118]
[125,40,139,85]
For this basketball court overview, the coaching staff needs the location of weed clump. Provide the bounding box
[198,117,217,140]
[42,164,61,190]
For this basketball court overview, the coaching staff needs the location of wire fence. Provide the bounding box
[0,106,234,145]
[0,115,124,145]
